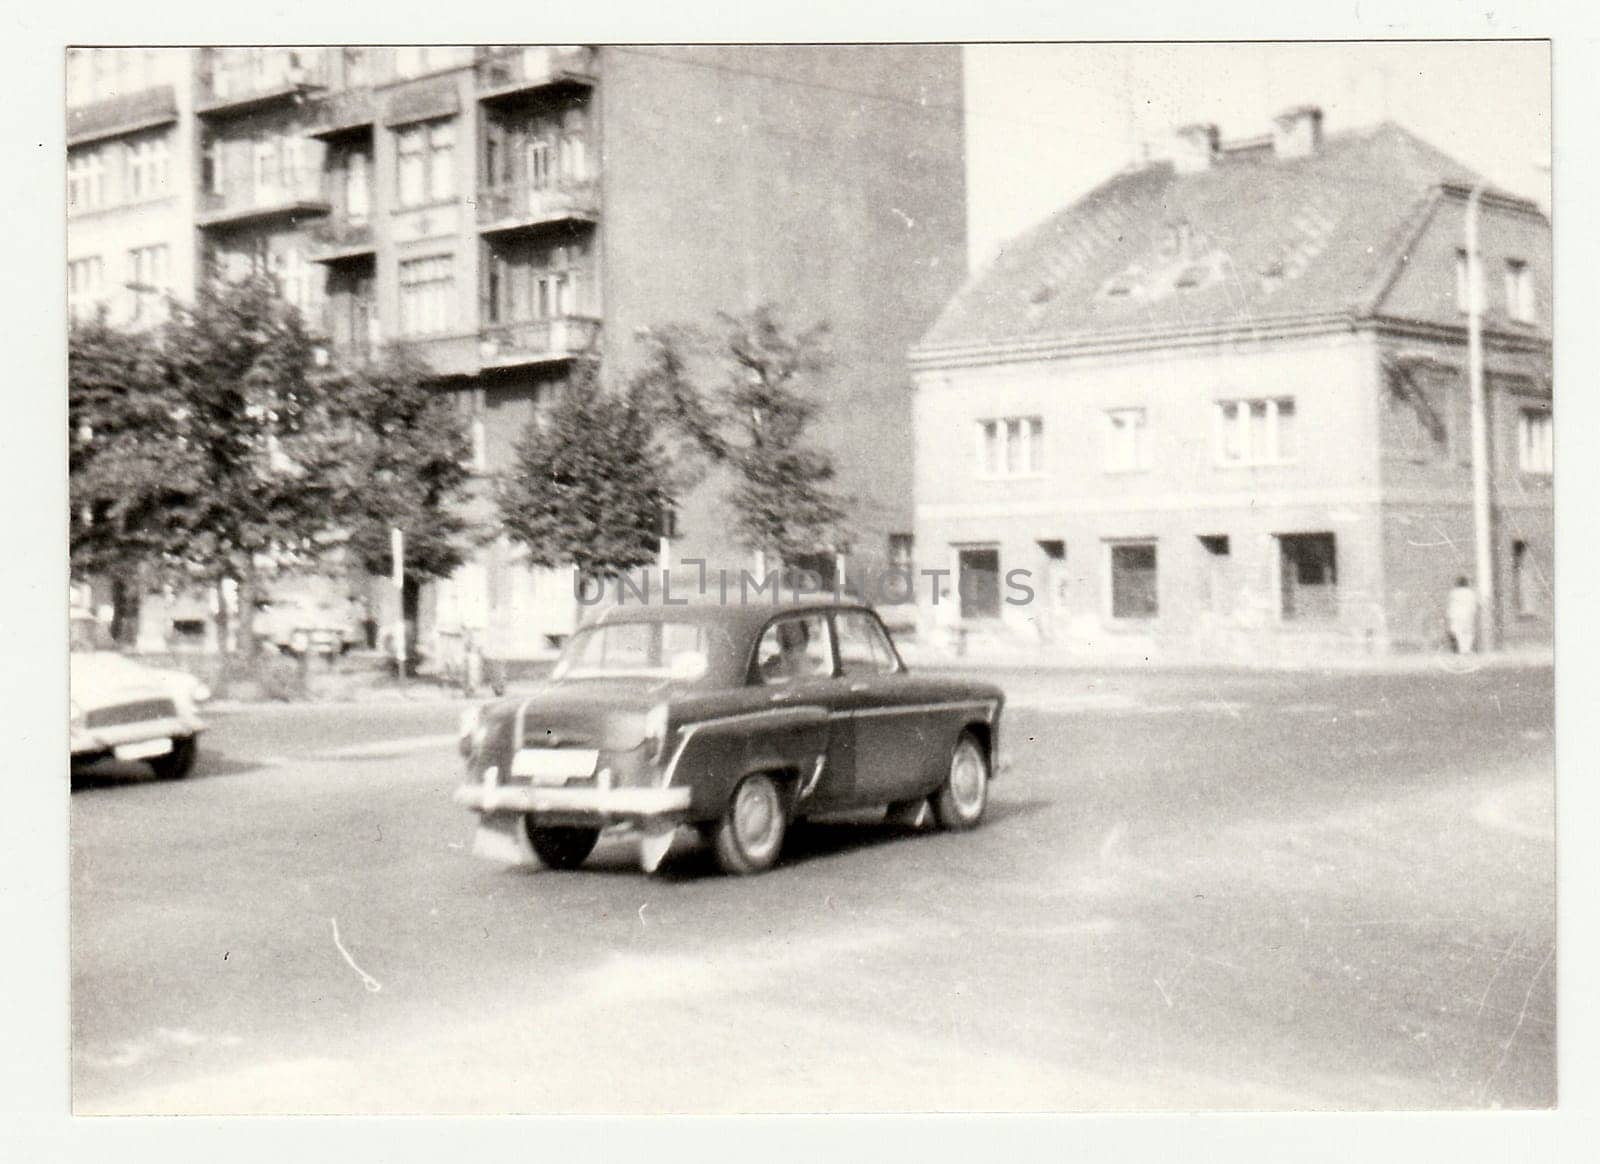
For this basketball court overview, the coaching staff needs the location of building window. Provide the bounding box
[1504,259,1536,323]
[399,254,455,336]
[344,150,371,222]
[1277,533,1338,622]
[1518,407,1553,475]
[126,244,170,324]
[67,256,105,321]
[124,134,171,202]
[977,416,1044,477]
[957,548,1001,620]
[888,533,914,574]
[396,119,455,207]
[1108,541,1158,621]
[67,148,106,213]
[394,46,470,79]
[1215,397,1296,465]
[1104,407,1149,472]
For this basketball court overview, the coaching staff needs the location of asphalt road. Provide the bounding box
[69,663,1555,1114]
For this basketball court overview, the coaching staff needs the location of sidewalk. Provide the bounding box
[896,639,1553,676]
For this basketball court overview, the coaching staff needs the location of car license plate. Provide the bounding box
[511,747,599,784]
[115,738,173,761]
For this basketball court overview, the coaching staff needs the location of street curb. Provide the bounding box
[897,647,1554,677]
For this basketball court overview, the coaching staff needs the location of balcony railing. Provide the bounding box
[197,178,332,229]
[197,50,327,117]
[478,316,601,367]
[475,46,597,100]
[308,87,377,139]
[476,180,599,233]
[307,216,376,260]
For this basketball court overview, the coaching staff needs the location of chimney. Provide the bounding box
[1172,122,1220,174]
[1271,105,1324,159]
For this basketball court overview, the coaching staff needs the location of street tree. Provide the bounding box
[497,362,671,591]
[158,276,364,656]
[634,305,849,574]
[332,344,476,651]
[68,314,187,642]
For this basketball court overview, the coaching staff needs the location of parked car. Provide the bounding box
[454,599,1004,875]
[70,617,209,780]
[252,593,360,657]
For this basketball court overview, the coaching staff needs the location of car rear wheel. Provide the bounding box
[713,773,787,875]
[524,823,600,870]
[150,735,198,781]
[932,732,988,831]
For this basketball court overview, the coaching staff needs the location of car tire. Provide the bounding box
[932,732,988,831]
[713,773,788,875]
[524,823,600,870]
[150,735,198,781]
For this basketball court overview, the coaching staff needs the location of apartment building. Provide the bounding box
[68,45,967,656]
[67,49,199,329]
[911,112,1551,658]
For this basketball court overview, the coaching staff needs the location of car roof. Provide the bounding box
[585,597,877,638]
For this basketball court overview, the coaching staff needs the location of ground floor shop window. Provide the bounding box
[1278,533,1338,621]
[958,548,1000,619]
[1108,541,1158,620]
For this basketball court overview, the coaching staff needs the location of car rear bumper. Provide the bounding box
[454,781,691,823]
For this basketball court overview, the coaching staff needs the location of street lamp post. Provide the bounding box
[1465,183,1497,652]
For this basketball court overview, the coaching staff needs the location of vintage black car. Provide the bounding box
[454,599,1003,875]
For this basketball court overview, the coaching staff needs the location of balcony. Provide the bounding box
[475,46,597,104]
[307,217,376,262]
[476,180,600,235]
[196,52,327,119]
[308,88,377,139]
[478,317,601,368]
[197,178,332,230]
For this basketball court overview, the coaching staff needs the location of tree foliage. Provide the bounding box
[634,305,849,565]
[67,277,476,655]
[154,278,366,650]
[332,344,475,587]
[68,314,187,581]
[497,362,670,582]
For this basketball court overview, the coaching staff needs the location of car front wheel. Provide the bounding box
[150,735,198,780]
[525,822,600,870]
[932,732,988,830]
[713,773,787,875]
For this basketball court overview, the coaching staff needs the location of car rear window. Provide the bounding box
[552,621,718,682]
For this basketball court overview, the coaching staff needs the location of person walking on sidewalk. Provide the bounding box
[1447,576,1478,654]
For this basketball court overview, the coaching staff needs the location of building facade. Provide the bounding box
[911,112,1551,658]
[66,46,967,657]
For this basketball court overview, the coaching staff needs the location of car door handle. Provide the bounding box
[769,690,796,702]
[848,683,870,693]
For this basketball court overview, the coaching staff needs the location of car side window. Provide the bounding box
[835,610,898,677]
[754,614,834,684]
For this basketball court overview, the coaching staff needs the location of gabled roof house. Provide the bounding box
[911,110,1550,657]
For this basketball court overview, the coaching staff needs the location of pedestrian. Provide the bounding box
[1447,576,1477,654]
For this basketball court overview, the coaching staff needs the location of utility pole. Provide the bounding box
[1465,184,1497,651]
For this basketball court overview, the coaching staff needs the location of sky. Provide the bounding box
[962,41,1552,270]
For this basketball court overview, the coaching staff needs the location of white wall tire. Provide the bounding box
[932,732,988,831]
[713,773,788,875]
